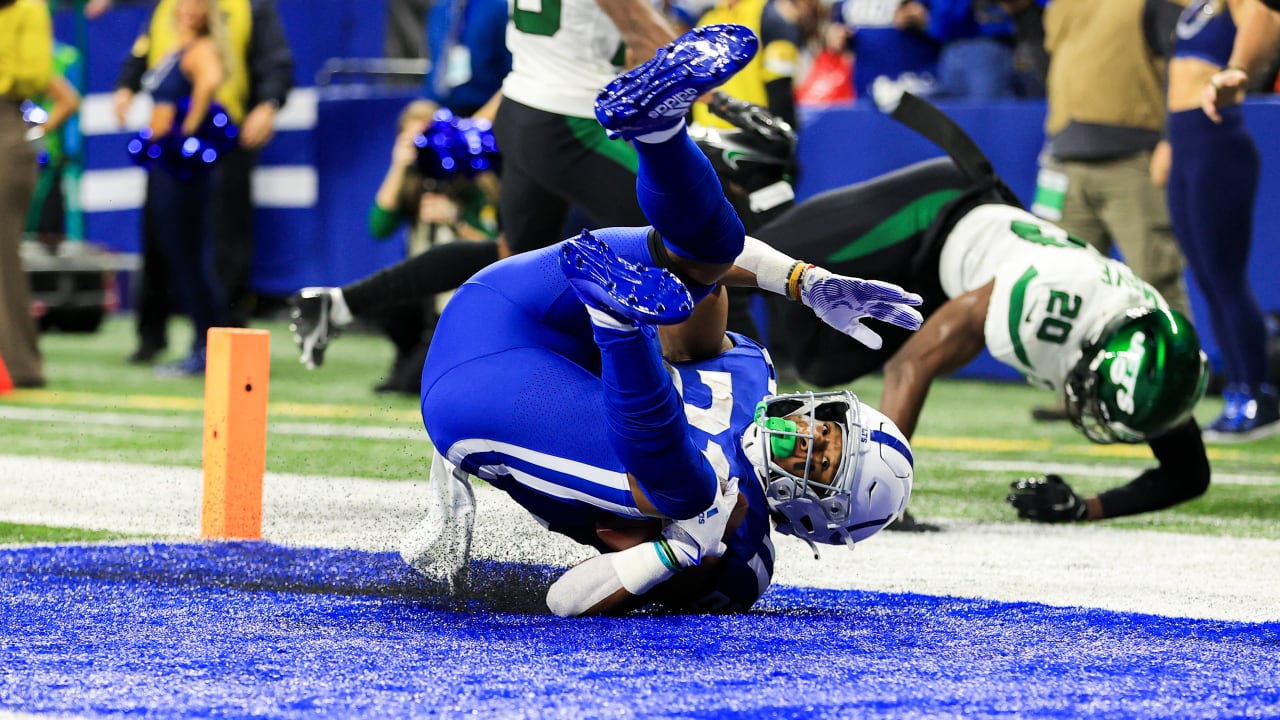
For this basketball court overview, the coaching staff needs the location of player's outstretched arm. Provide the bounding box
[1009,419,1210,522]
[595,0,680,66]
[879,284,990,439]
[725,236,924,348]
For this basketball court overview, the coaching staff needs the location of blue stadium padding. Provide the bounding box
[311,87,422,289]
[1,543,1277,718]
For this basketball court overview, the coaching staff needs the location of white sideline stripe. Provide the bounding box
[80,167,147,213]
[80,87,318,136]
[0,406,422,441]
[2,453,1277,623]
[958,459,1280,487]
[79,165,318,211]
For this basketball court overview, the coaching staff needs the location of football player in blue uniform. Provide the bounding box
[403,25,923,616]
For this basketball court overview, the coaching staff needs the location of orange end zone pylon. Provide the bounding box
[0,351,13,395]
[201,327,271,540]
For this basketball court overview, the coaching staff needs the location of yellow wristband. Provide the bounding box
[787,262,811,301]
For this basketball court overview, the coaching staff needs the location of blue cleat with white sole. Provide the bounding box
[560,230,695,326]
[595,24,759,141]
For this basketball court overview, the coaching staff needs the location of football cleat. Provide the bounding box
[594,24,759,141]
[559,230,695,326]
[289,288,340,369]
[1203,383,1280,442]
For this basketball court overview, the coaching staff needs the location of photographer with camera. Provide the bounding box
[364,100,501,395]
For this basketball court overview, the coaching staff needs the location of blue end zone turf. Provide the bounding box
[2,543,1277,718]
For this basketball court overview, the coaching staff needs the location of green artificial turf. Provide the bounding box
[2,315,1277,539]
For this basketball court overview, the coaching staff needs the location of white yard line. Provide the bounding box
[957,458,1280,486]
[2,454,1277,623]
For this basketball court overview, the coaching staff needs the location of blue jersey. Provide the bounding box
[662,332,778,611]
[421,227,778,610]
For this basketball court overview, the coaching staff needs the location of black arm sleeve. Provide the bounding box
[1096,419,1211,518]
[247,0,296,109]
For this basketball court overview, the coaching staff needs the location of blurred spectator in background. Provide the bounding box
[1007,0,1191,421]
[692,0,804,128]
[388,0,433,59]
[134,0,231,377]
[364,100,501,395]
[831,0,940,106]
[115,0,293,364]
[494,0,676,257]
[1162,0,1279,440]
[0,0,52,389]
[23,43,81,245]
[422,0,511,117]
[923,0,1019,101]
[1201,0,1280,119]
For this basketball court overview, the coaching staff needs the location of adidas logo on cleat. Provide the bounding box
[648,88,701,120]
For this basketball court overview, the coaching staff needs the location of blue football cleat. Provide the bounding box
[1204,383,1280,442]
[595,24,759,141]
[560,230,695,326]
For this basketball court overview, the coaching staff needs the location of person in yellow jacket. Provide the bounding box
[0,0,53,388]
[692,0,804,129]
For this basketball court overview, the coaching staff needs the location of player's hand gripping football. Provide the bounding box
[1006,474,1089,523]
[660,478,739,568]
[799,267,924,350]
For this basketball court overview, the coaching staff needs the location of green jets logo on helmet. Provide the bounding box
[1066,307,1208,443]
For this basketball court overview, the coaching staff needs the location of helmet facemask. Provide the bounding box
[742,390,912,554]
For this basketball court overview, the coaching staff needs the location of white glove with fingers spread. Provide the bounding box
[659,478,739,568]
[799,266,924,350]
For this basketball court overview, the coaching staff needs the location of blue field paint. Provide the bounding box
[2,544,1277,719]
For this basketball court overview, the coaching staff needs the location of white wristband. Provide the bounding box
[611,541,680,595]
[735,236,800,297]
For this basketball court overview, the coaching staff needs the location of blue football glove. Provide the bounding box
[799,267,925,350]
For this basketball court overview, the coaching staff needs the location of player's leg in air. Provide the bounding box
[405,24,759,596]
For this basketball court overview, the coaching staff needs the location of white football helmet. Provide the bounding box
[740,390,913,552]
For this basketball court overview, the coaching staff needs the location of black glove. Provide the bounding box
[1006,474,1089,522]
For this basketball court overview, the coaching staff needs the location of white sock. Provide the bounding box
[584,304,638,332]
[634,119,686,144]
[329,288,353,327]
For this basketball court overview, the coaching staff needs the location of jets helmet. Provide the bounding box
[1065,307,1208,443]
[740,390,913,552]
[689,101,797,232]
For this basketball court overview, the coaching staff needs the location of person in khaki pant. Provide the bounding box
[0,0,53,388]
[1034,0,1191,320]
[1003,0,1192,419]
